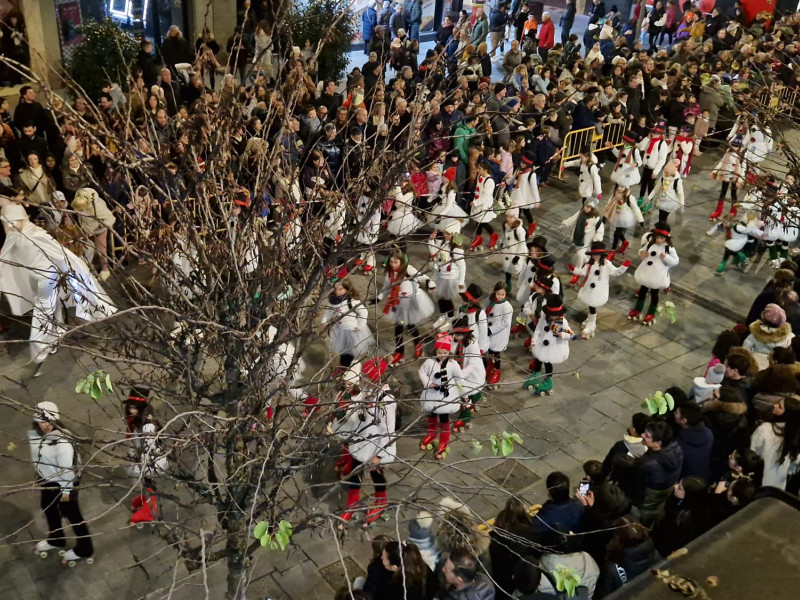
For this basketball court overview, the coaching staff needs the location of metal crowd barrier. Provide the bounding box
[557,121,630,179]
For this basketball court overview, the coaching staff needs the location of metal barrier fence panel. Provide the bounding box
[557,122,629,180]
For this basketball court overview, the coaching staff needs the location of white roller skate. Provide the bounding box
[581,313,597,339]
[61,548,94,567]
[35,540,65,559]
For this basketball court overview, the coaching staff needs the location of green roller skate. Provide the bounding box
[523,371,542,391]
[534,376,554,396]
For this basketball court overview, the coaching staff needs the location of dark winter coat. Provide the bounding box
[636,441,683,493]
[596,539,661,598]
[652,493,711,557]
[444,573,496,600]
[489,8,508,33]
[535,500,585,536]
[702,394,750,480]
[489,521,541,599]
[675,423,714,483]
[362,7,378,40]
[408,0,423,24]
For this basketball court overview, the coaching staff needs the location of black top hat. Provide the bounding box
[534,274,554,292]
[543,294,566,316]
[586,241,607,255]
[651,222,671,238]
[127,385,151,404]
[528,235,548,251]
[537,255,556,271]
[460,282,484,303]
[452,316,472,334]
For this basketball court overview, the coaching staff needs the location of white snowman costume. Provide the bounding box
[606,191,644,230]
[334,388,397,464]
[387,187,422,236]
[650,172,685,215]
[780,204,800,248]
[380,263,436,326]
[763,200,783,246]
[459,305,489,353]
[322,294,375,360]
[471,174,497,224]
[355,194,381,271]
[510,162,542,212]
[419,357,464,415]
[725,221,763,253]
[563,155,602,203]
[634,232,679,290]
[562,208,605,268]
[572,257,629,308]
[610,144,642,189]
[501,217,528,276]
[486,298,514,352]
[531,314,572,365]
[428,234,466,304]
[457,339,486,399]
[638,134,670,177]
[431,188,468,231]
[515,257,540,305]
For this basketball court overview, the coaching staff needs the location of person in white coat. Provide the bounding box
[750,396,800,490]
[671,125,695,178]
[500,208,528,294]
[709,124,747,220]
[510,154,542,237]
[71,187,116,280]
[379,248,436,365]
[419,335,464,459]
[524,294,573,395]
[0,203,116,374]
[429,222,467,330]
[323,278,375,367]
[637,124,670,211]
[628,223,679,326]
[562,149,602,206]
[568,242,630,338]
[485,282,514,386]
[715,215,763,274]
[602,184,644,255]
[457,283,489,353]
[563,202,605,284]
[331,358,397,526]
[430,171,468,232]
[355,193,382,273]
[29,402,94,563]
[470,159,498,251]
[609,134,642,191]
[514,236,550,307]
[387,183,423,244]
[649,159,685,224]
[777,178,800,265]
[521,271,557,357]
[452,317,486,431]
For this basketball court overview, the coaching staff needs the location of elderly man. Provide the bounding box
[538,12,555,63]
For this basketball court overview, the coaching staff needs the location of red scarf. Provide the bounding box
[645,136,663,156]
[383,270,401,315]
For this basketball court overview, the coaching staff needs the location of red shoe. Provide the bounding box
[527,221,538,237]
[618,239,630,254]
[709,199,725,220]
[528,358,538,373]
[131,490,158,524]
[523,336,532,350]
[301,396,319,418]
[421,415,438,450]
[414,342,424,358]
[627,309,641,320]
[643,313,656,325]
[485,361,495,382]
[488,232,500,249]
[390,351,405,366]
[510,323,525,336]
[729,205,737,217]
[470,235,484,250]
[337,267,349,280]
[364,491,388,525]
[606,251,616,262]
[354,258,364,267]
[488,368,501,385]
[340,487,361,524]
[435,422,451,460]
[570,274,580,285]
[363,264,374,273]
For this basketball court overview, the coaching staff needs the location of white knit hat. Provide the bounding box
[34,401,60,423]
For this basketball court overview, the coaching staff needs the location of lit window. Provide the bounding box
[108,0,149,24]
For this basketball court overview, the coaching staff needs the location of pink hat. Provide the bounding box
[762,303,787,327]
[434,334,453,352]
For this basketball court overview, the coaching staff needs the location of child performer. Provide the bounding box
[709,124,747,221]
[485,282,514,388]
[509,155,542,237]
[562,202,605,285]
[429,222,467,330]
[568,242,630,338]
[452,317,486,432]
[628,223,679,326]
[457,283,489,353]
[562,147,602,206]
[419,335,463,460]
[500,208,528,294]
[603,184,644,255]
[648,159,685,224]
[469,159,499,251]
[323,278,375,368]
[524,294,573,395]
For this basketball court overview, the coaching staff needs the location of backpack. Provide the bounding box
[542,571,591,600]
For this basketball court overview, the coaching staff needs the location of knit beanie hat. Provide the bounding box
[762,303,787,327]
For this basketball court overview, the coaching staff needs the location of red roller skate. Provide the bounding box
[488,232,500,249]
[485,361,495,382]
[527,222,538,237]
[510,323,526,336]
[709,199,724,221]
[523,336,532,349]
[301,396,319,418]
[339,488,361,527]
[363,491,388,526]
[414,342,424,359]
[470,235,484,251]
[569,274,580,285]
[627,309,641,321]
[643,313,656,326]
[390,351,405,367]
[421,415,438,450]
[618,239,630,254]
[435,422,451,460]
[131,488,158,527]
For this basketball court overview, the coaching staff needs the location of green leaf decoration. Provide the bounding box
[105,373,113,392]
[278,520,293,535]
[565,579,577,597]
[275,531,290,550]
[490,434,500,456]
[658,399,668,415]
[260,535,271,547]
[645,396,658,415]
[253,521,268,540]
[75,380,84,394]
[665,393,675,411]
[90,386,101,400]
[664,301,678,324]
[510,433,523,445]
[472,441,484,454]
[501,439,514,457]
[453,232,465,246]
[86,374,95,385]
[552,566,582,598]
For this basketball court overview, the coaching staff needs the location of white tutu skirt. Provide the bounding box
[435,276,461,304]
[611,208,636,230]
[387,291,436,326]
[388,211,422,236]
[655,196,680,213]
[431,201,468,231]
[330,326,376,359]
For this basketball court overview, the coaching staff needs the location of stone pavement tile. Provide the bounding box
[634,330,674,350]
[539,448,582,474]
[273,560,331,596]
[562,440,602,463]
[589,386,640,417]
[672,346,713,372]
[578,425,620,455]
[652,340,692,360]
[246,572,287,600]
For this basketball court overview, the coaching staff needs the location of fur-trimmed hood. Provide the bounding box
[749,320,792,344]
[702,399,748,415]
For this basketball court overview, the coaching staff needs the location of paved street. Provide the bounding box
[0,120,789,599]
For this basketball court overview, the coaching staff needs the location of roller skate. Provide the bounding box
[487,367,501,390]
[643,307,657,326]
[581,313,597,339]
[510,323,526,337]
[734,252,748,270]
[627,309,641,321]
[389,351,405,367]
[470,235,484,251]
[434,422,451,460]
[453,401,473,432]
[527,221,538,237]
[35,540,65,559]
[618,239,630,254]
[61,549,94,567]
[363,491,388,527]
[338,488,361,529]
[414,342,424,358]
[301,396,320,418]
[533,376,554,396]
[131,489,158,528]
[420,416,438,450]
[485,361,495,383]
[715,259,728,274]
[523,371,542,391]
[569,274,580,286]
[709,199,725,221]
[488,232,500,250]
[523,335,532,350]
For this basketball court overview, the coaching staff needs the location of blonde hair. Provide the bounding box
[71,188,96,212]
